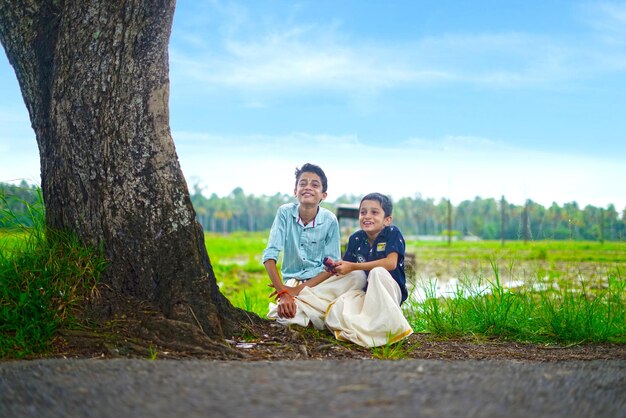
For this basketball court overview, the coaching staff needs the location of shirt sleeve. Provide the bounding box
[323,216,341,262]
[342,233,358,262]
[261,207,287,263]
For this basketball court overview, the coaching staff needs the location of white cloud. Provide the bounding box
[170,4,626,100]
[173,130,626,210]
[4,126,623,210]
[580,1,626,44]
[575,2,626,72]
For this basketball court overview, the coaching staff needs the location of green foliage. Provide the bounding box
[0,181,42,228]
[535,272,625,343]
[407,239,626,264]
[205,231,268,264]
[147,345,158,360]
[370,334,419,359]
[416,270,531,339]
[3,181,626,241]
[0,195,107,359]
[407,265,626,345]
[205,232,269,317]
[3,196,623,356]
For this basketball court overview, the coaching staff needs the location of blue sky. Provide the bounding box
[1,0,625,209]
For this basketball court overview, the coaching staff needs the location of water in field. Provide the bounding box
[406,258,619,303]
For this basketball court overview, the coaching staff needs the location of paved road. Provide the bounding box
[1,359,624,417]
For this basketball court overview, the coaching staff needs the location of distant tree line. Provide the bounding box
[2,182,625,241]
[190,186,626,241]
[392,195,624,242]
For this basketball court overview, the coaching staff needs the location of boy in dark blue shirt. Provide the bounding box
[325,193,413,347]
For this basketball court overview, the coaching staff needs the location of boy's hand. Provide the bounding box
[332,260,354,275]
[277,293,297,318]
[269,284,302,300]
[268,284,299,318]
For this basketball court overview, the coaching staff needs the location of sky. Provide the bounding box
[1,0,625,210]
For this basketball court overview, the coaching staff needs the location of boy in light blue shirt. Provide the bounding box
[263,163,364,327]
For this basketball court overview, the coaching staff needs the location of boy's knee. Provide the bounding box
[368,267,394,285]
[368,267,402,303]
[344,270,367,287]
[370,267,388,276]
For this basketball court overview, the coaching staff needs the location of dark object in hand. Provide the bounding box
[323,256,337,272]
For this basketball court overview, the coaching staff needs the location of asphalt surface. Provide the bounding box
[1,359,624,418]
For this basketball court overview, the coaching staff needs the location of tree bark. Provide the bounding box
[0,0,242,338]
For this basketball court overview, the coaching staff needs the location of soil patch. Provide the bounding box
[43,300,626,363]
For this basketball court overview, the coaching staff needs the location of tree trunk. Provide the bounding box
[0,0,242,339]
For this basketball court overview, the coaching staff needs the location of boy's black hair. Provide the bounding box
[295,163,328,193]
[361,193,393,217]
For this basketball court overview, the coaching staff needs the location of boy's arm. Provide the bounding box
[262,208,287,267]
[295,269,334,291]
[333,252,398,275]
[325,217,342,261]
[262,207,298,318]
[263,259,286,292]
[264,259,297,319]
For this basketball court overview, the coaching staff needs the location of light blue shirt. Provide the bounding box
[262,202,340,281]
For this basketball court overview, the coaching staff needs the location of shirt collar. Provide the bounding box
[291,203,324,226]
[360,225,389,244]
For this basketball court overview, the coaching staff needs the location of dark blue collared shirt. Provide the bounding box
[343,225,408,304]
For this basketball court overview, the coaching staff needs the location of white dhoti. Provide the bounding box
[324,267,413,347]
[267,272,367,329]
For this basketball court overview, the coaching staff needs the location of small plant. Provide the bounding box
[239,327,258,342]
[371,334,418,360]
[147,345,158,360]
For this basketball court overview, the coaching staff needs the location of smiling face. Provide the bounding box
[359,199,392,240]
[294,171,327,206]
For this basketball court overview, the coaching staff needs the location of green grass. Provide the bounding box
[0,195,107,358]
[407,239,626,264]
[204,231,271,317]
[0,230,27,252]
[406,263,625,344]
[204,231,268,263]
[370,333,418,359]
[406,239,626,285]
[3,216,623,355]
